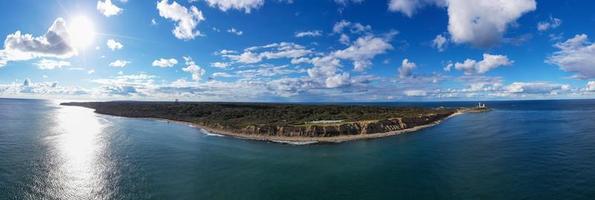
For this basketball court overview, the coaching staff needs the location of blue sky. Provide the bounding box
[0,0,594,101]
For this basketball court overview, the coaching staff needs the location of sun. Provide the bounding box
[68,16,96,49]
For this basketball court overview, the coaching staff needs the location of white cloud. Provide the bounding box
[587,81,595,92]
[109,59,130,67]
[212,72,234,78]
[182,56,206,81]
[152,58,178,68]
[226,51,262,64]
[505,82,570,94]
[443,63,453,72]
[404,89,427,97]
[295,30,322,38]
[0,18,75,67]
[537,17,562,32]
[35,59,71,70]
[332,20,371,34]
[223,42,313,64]
[454,54,513,75]
[335,0,365,5]
[204,0,264,13]
[211,62,231,68]
[236,64,303,78]
[0,79,87,96]
[333,35,393,71]
[267,77,312,97]
[307,55,341,78]
[388,0,445,17]
[388,0,536,47]
[216,49,237,55]
[93,73,158,96]
[339,34,350,45]
[325,73,351,88]
[547,34,595,79]
[432,34,447,52]
[447,0,536,47]
[157,0,205,40]
[227,27,243,36]
[97,0,123,17]
[398,58,416,78]
[106,39,123,51]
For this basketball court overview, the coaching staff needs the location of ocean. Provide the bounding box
[1,98,595,199]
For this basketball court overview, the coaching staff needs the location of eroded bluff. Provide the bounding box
[201,113,452,137]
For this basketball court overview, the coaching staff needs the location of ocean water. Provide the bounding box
[1,98,595,199]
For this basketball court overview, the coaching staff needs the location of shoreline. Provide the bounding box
[93,110,465,145]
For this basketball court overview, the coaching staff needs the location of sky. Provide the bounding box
[0,0,594,102]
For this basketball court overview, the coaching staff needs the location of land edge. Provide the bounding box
[71,104,467,144]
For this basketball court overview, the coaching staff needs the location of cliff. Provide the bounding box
[61,101,457,138]
[200,113,452,137]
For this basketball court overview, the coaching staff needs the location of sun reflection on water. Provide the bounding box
[48,105,108,199]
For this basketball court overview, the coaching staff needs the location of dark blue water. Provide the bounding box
[1,98,595,199]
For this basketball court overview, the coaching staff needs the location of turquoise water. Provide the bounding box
[1,98,595,199]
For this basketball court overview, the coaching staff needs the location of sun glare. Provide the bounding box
[68,16,95,49]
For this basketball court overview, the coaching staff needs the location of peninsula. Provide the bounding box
[61,102,486,143]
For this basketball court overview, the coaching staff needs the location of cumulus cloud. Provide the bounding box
[226,51,262,64]
[206,22,396,94]
[332,20,372,35]
[335,0,365,5]
[388,0,445,17]
[182,56,205,81]
[447,0,536,47]
[454,54,513,75]
[157,0,205,40]
[0,18,75,67]
[0,79,87,96]
[106,39,123,51]
[152,58,178,67]
[212,23,394,90]
[537,17,562,32]
[587,81,595,92]
[547,34,595,79]
[306,55,344,88]
[295,30,322,38]
[211,62,231,68]
[93,73,157,96]
[97,0,123,17]
[235,64,303,78]
[505,82,570,95]
[223,42,313,64]
[204,0,264,13]
[398,58,416,78]
[35,59,71,70]
[227,27,243,36]
[388,0,536,47]
[333,35,394,71]
[304,44,385,88]
[404,89,427,97]
[325,73,351,88]
[432,34,447,52]
[212,72,234,78]
[109,59,130,67]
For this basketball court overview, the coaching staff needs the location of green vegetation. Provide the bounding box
[61,102,455,129]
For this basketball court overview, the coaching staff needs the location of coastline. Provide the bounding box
[95,110,465,145]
